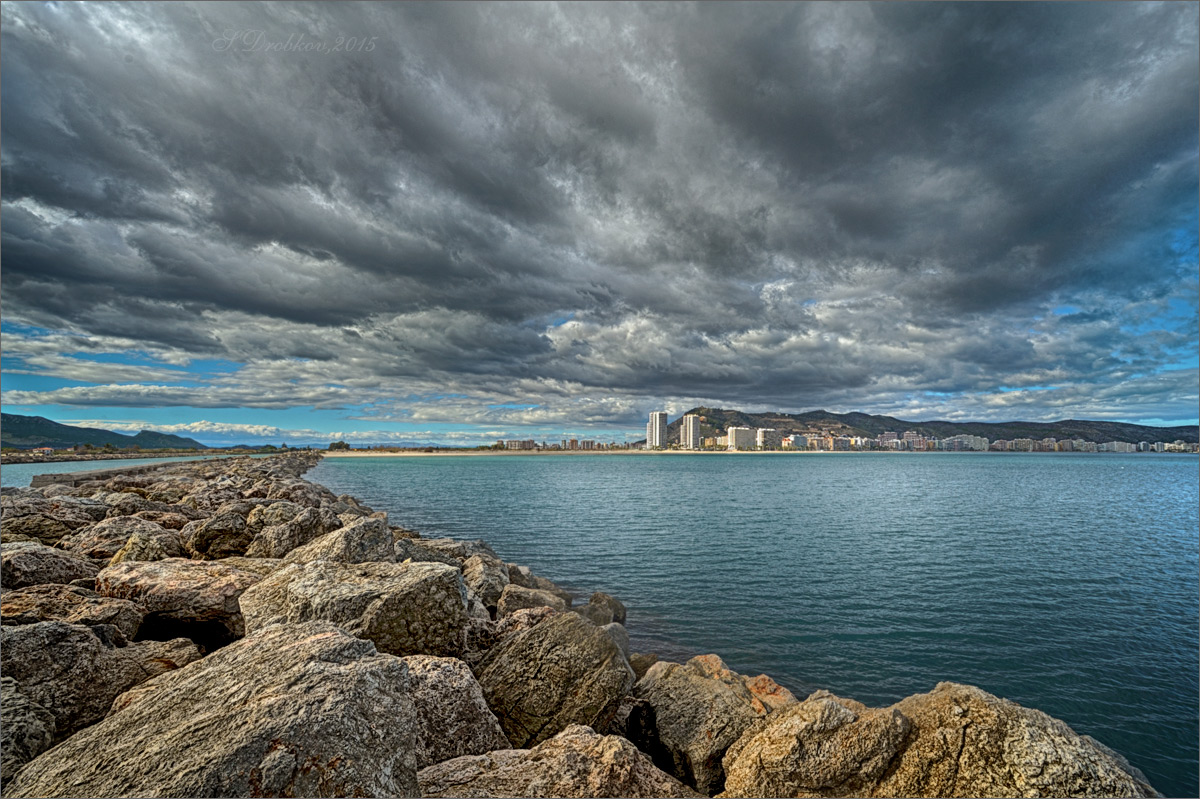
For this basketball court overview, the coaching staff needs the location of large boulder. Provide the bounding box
[719,690,912,798]
[1,583,144,642]
[875,682,1158,798]
[402,655,510,768]
[7,622,423,798]
[244,499,304,534]
[241,560,468,657]
[0,493,103,545]
[1,541,99,589]
[497,583,569,617]
[0,676,55,788]
[462,554,510,612]
[95,558,263,647]
[635,654,796,795]
[280,516,392,565]
[57,516,184,560]
[180,511,252,559]
[418,724,700,798]
[108,531,169,565]
[0,621,199,741]
[476,612,634,748]
[244,506,342,559]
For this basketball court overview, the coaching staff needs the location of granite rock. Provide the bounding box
[0,676,55,787]
[477,612,634,748]
[8,622,422,798]
[280,516,392,564]
[1,583,144,641]
[497,582,570,617]
[1,541,99,589]
[418,724,700,798]
[241,559,468,657]
[402,655,510,768]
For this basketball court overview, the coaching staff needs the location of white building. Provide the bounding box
[756,428,782,450]
[727,426,756,450]
[681,414,701,450]
[646,411,668,449]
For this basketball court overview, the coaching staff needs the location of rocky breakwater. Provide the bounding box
[0,454,1159,798]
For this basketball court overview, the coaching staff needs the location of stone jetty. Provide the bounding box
[0,453,1159,797]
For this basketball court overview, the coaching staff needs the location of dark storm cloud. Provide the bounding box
[1,1,1196,426]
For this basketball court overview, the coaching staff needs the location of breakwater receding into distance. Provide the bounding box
[0,454,1166,797]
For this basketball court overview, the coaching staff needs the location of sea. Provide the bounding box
[307,452,1200,798]
[4,451,1196,795]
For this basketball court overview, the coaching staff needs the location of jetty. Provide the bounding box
[0,454,1159,797]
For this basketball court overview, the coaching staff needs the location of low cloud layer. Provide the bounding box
[2,2,1197,436]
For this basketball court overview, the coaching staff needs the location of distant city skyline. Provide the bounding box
[1,3,1196,447]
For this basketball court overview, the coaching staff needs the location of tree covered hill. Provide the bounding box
[666,408,1198,445]
[0,413,207,450]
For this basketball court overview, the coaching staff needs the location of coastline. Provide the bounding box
[1,453,1162,797]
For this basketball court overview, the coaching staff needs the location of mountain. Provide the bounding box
[0,413,207,450]
[663,408,1198,445]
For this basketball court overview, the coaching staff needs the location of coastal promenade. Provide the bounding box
[1,454,1160,797]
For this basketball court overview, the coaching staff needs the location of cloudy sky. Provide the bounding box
[2,2,1197,447]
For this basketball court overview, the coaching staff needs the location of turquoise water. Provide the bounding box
[309,452,1199,797]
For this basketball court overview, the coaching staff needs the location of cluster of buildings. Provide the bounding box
[644,413,1198,454]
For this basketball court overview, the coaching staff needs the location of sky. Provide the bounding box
[1,1,1197,448]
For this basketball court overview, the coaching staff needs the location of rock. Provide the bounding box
[245,505,343,558]
[505,562,534,588]
[241,560,468,657]
[477,612,634,748]
[244,499,304,534]
[1,541,99,589]
[494,605,559,639]
[0,493,102,545]
[630,652,660,681]
[497,582,569,617]
[403,655,510,768]
[1,676,55,787]
[264,478,336,508]
[530,574,574,607]
[420,537,500,564]
[719,691,912,798]
[1,583,144,641]
[103,491,175,518]
[578,603,616,626]
[108,531,169,565]
[130,510,193,530]
[95,558,263,647]
[216,556,282,577]
[180,511,252,559]
[590,591,628,624]
[280,516,392,564]
[634,654,793,794]
[7,622,422,798]
[602,622,631,660]
[874,682,1158,798]
[56,516,184,561]
[418,724,701,798]
[462,554,510,612]
[395,537,462,567]
[0,621,199,741]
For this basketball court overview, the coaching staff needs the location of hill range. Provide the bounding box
[0,413,207,451]
[663,408,1198,445]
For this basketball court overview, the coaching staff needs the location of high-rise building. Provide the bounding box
[756,428,782,450]
[646,411,668,449]
[727,426,755,450]
[681,414,701,450]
